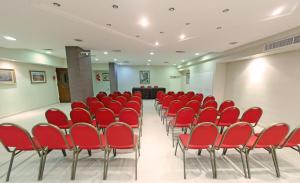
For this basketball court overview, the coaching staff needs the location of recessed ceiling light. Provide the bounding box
[3,36,16,41]
[229,41,238,45]
[112,4,119,9]
[52,2,61,7]
[74,38,83,42]
[155,41,159,46]
[95,58,99,61]
[147,63,150,66]
[149,52,154,55]
[179,34,186,40]
[181,59,185,62]
[173,64,177,66]
[106,23,112,27]
[222,8,230,13]
[163,61,169,64]
[272,7,284,16]
[160,31,164,34]
[139,17,149,28]
[169,7,175,12]
[147,59,151,62]
[45,51,52,54]
[104,51,108,55]
[114,58,118,61]
[185,22,191,26]
[195,52,200,56]
[216,26,222,30]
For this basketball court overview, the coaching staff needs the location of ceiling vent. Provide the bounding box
[175,50,185,53]
[264,35,300,51]
[111,49,122,53]
[123,61,130,64]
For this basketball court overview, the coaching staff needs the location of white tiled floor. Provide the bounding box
[1,100,300,182]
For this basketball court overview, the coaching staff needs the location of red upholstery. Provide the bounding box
[106,122,137,149]
[32,123,73,149]
[196,107,218,124]
[70,108,96,126]
[280,127,300,147]
[125,101,141,115]
[113,91,122,96]
[130,96,142,106]
[218,100,235,114]
[167,91,175,95]
[0,123,40,151]
[191,94,203,103]
[133,91,142,98]
[240,107,263,126]
[162,95,175,109]
[95,108,115,128]
[185,100,201,113]
[123,93,131,101]
[71,101,88,110]
[45,108,72,129]
[89,101,105,116]
[202,100,218,109]
[115,96,127,106]
[165,100,184,117]
[98,91,107,96]
[215,122,253,148]
[119,108,140,128]
[246,123,289,149]
[100,96,112,107]
[170,107,195,128]
[108,100,123,117]
[186,91,195,98]
[177,95,189,105]
[96,93,107,100]
[86,97,99,107]
[203,96,215,105]
[216,107,240,127]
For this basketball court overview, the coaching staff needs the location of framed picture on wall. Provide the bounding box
[0,69,16,84]
[29,70,47,84]
[140,70,150,84]
[102,72,110,81]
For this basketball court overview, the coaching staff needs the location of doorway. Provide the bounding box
[56,68,71,102]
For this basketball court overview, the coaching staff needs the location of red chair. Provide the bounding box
[154,91,164,108]
[125,101,142,116]
[175,122,218,179]
[216,107,240,133]
[86,97,99,107]
[123,93,131,101]
[45,108,72,133]
[191,93,204,103]
[185,100,201,113]
[240,107,263,127]
[159,95,174,117]
[109,93,118,100]
[89,100,105,117]
[98,91,107,96]
[279,127,300,154]
[119,108,142,141]
[32,123,74,180]
[70,123,106,180]
[218,100,235,115]
[0,123,41,181]
[70,108,96,126]
[162,100,184,126]
[214,122,253,178]
[196,107,218,124]
[133,91,142,98]
[186,91,195,98]
[107,100,123,117]
[167,107,195,146]
[178,95,189,105]
[113,91,122,96]
[100,96,112,107]
[177,91,184,95]
[71,101,88,110]
[96,93,107,100]
[155,92,165,112]
[202,100,217,109]
[167,91,175,95]
[115,96,127,106]
[104,122,139,180]
[244,123,289,178]
[95,108,115,129]
[203,96,215,105]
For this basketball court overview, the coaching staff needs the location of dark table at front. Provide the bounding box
[132,87,166,99]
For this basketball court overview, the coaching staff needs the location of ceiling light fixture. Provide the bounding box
[185,22,191,26]
[272,7,284,16]
[155,41,159,46]
[104,51,108,55]
[106,23,112,27]
[74,38,83,42]
[216,26,222,30]
[181,59,185,62]
[229,41,238,45]
[3,36,16,41]
[147,63,150,66]
[149,52,154,55]
[173,64,177,66]
[112,4,119,9]
[114,58,118,61]
[148,59,151,62]
[45,51,52,54]
[160,31,164,34]
[222,8,230,13]
[169,7,175,12]
[139,17,150,27]
[52,2,61,7]
[179,34,186,40]
[95,58,99,61]
[195,52,200,56]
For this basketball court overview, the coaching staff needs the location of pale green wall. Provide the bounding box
[92,63,110,95]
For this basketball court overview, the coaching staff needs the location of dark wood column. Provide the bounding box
[109,62,118,93]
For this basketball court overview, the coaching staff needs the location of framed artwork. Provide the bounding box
[29,71,47,83]
[0,69,16,84]
[139,70,150,84]
[102,72,110,81]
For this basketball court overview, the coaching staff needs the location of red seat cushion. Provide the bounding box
[179,134,211,149]
[17,137,41,151]
[170,119,190,128]
[214,135,241,148]
[109,135,138,149]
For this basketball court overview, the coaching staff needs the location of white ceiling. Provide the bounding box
[0,0,300,65]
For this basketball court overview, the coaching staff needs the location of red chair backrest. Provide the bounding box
[281,127,300,147]
[70,108,93,125]
[96,93,106,100]
[70,123,103,149]
[157,93,165,103]
[178,95,189,105]
[252,123,289,148]
[133,91,142,98]
[167,100,184,114]
[217,122,253,148]
[108,100,123,116]
[174,107,195,125]
[0,123,37,150]
[197,107,218,124]
[100,96,112,107]
[203,100,218,109]
[71,101,88,110]
[89,101,105,116]
[191,94,203,103]
[240,107,263,125]
[217,107,240,126]
[98,91,107,96]
[45,108,70,128]
[123,93,131,101]
[125,101,141,114]
[187,91,195,98]
[32,123,70,149]
[156,91,164,99]
[162,95,174,108]
[95,108,115,127]
[203,96,215,105]
[115,96,127,106]
[219,100,235,114]
[109,93,118,100]
[188,122,218,148]
[106,122,134,148]
[86,97,98,107]
[130,96,142,104]
[177,91,185,96]
[119,108,139,127]
[186,100,201,113]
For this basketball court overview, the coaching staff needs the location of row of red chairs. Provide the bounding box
[174,122,300,179]
[0,122,140,181]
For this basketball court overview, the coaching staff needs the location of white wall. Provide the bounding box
[0,60,59,118]
[117,65,182,92]
[224,50,300,128]
[92,63,110,95]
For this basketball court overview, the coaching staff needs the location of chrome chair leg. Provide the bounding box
[62,149,67,157]
[135,147,138,180]
[208,149,217,179]
[183,149,186,179]
[175,139,179,156]
[6,149,17,182]
[271,148,280,177]
[238,149,248,178]
[197,149,202,156]
[244,149,251,179]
